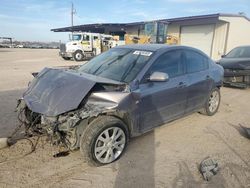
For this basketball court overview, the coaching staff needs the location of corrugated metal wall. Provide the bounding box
[219,16,250,53]
[211,22,228,60]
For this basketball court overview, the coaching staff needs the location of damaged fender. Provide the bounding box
[23,68,125,116]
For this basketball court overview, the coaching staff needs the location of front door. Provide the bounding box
[136,50,188,132]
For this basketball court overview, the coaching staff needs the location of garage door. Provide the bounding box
[180,25,214,56]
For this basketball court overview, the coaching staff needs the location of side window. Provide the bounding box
[185,50,208,73]
[150,50,185,78]
[82,35,90,41]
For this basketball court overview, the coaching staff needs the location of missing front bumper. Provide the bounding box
[223,75,250,88]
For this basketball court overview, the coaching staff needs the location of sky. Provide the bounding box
[0,0,250,42]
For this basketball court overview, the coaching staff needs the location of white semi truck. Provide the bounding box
[59,32,120,61]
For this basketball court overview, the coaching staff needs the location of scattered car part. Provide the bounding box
[0,136,17,149]
[239,124,250,139]
[218,46,250,88]
[0,138,9,149]
[53,151,70,158]
[17,44,224,165]
[200,157,219,181]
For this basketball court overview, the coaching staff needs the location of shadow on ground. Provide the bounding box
[0,89,24,137]
[113,94,165,188]
[0,50,12,53]
[113,131,155,188]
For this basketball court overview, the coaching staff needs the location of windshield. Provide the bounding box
[72,34,82,41]
[78,48,153,83]
[226,47,250,58]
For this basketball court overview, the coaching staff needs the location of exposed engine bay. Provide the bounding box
[15,67,132,151]
[223,69,250,88]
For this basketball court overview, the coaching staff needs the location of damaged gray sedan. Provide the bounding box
[17,44,224,165]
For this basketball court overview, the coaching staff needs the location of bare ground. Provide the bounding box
[0,48,250,188]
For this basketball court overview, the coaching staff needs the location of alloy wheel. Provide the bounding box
[208,90,219,113]
[94,127,126,164]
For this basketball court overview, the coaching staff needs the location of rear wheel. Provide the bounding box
[80,116,128,166]
[200,87,221,116]
[73,50,84,61]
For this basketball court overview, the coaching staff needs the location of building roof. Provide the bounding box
[163,13,250,23]
[51,20,169,32]
[51,23,127,32]
[51,13,250,32]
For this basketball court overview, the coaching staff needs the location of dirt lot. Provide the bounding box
[0,48,250,188]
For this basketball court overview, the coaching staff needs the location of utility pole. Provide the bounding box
[71,2,76,33]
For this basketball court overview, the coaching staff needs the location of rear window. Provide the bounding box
[150,50,185,78]
[185,51,208,73]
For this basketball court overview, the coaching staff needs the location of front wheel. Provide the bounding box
[80,116,128,166]
[200,88,221,116]
[73,50,84,61]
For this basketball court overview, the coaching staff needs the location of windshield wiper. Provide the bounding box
[92,56,121,75]
[94,52,130,75]
[120,56,140,82]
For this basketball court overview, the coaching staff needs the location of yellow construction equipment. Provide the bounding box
[125,34,151,45]
[166,35,179,45]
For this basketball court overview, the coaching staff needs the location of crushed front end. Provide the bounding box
[16,100,109,150]
[223,69,250,88]
[16,67,131,151]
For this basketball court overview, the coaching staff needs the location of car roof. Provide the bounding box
[115,44,204,53]
[234,45,250,48]
[115,44,173,51]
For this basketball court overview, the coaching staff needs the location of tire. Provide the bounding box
[73,50,84,61]
[200,87,221,116]
[80,116,128,166]
[62,57,71,60]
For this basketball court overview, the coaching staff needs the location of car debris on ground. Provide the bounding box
[0,138,9,149]
[240,124,250,139]
[200,157,219,181]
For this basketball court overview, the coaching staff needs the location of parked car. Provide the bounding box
[218,46,250,88]
[18,44,224,165]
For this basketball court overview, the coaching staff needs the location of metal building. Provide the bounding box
[164,13,250,60]
[51,13,250,60]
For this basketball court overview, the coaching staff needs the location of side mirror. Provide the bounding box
[149,72,169,82]
[221,55,226,58]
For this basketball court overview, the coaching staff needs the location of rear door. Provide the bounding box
[184,50,212,112]
[136,50,188,132]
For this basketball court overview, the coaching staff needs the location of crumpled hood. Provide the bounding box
[23,68,123,116]
[218,58,250,69]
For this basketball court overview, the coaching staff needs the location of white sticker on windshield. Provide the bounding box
[133,50,152,56]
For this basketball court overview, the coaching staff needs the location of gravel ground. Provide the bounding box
[0,48,249,188]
